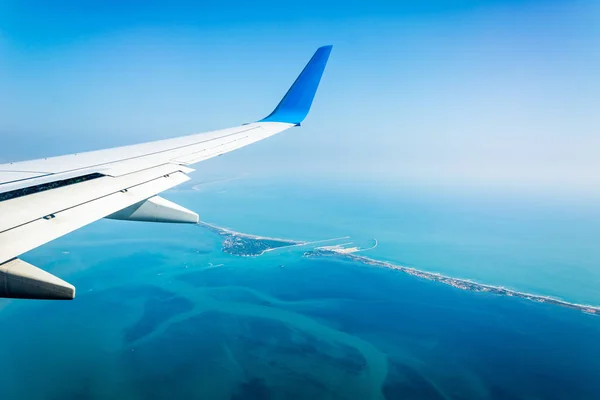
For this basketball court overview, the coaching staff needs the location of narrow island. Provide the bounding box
[197,222,600,316]
[304,247,600,316]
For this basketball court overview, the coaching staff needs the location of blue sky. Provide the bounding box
[1,0,599,195]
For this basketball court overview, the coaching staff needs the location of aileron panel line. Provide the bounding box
[0,173,104,203]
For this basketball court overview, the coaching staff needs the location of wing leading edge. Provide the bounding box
[0,46,333,300]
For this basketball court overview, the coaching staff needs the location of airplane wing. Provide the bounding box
[0,45,333,300]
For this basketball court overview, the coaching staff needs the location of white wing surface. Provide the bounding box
[0,45,333,300]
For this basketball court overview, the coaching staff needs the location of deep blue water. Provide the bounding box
[0,178,599,399]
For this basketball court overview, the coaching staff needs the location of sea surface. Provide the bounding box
[0,177,599,399]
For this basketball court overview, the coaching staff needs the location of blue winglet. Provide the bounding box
[260,45,333,125]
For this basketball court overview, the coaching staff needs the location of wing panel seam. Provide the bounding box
[6,126,260,178]
[0,172,185,235]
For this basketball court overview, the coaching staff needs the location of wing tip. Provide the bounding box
[260,45,333,125]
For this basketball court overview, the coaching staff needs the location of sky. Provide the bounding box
[1,0,599,196]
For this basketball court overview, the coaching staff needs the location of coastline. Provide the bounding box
[198,222,600,316]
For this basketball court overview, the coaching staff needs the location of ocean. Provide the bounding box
[172,176,600,305]
[0,177,598,399]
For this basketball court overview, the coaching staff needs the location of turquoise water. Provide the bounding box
[173,177,600,305]
[0,177,599,399]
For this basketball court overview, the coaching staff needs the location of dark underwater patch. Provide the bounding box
[231,378,272,400]
[382,360,447,400]
[123,294,194,343]
[121,310,370,399]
